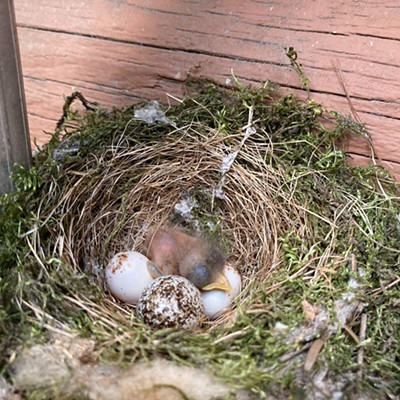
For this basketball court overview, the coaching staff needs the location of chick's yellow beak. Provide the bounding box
[202,271,232,292]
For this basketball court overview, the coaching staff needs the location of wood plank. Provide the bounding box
[13,0,400,179]
[18,27,400,160]
[0,0,31,194]
[14,0,400,43]
[14,0,400,103]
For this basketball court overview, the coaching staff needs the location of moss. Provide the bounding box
[1,79,399,398]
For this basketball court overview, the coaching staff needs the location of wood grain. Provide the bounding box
[14,0,400,177]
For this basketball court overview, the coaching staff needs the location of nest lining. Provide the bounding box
[1,81,400,398]
[75,129,285,275]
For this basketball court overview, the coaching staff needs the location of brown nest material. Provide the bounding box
[49,118,295,315]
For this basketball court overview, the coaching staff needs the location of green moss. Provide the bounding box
[1,79,399,398]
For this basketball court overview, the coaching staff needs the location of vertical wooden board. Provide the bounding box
[0,0,31,193]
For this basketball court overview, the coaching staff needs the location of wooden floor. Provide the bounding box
[14,0,400,180]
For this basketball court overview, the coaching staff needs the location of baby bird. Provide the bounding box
[144,226,231,292]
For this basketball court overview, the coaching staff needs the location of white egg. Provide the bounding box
[201,264,241,319]
[105,251,155,304]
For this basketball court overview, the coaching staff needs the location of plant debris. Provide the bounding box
[1,78,399,399]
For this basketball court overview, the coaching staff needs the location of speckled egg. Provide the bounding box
[105,251,156,304]
[201,264,241,319]
[137,275,205,329]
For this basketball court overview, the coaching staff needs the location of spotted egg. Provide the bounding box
[201,264,241,319]
[105,251,156,304]
[137,275,205,329]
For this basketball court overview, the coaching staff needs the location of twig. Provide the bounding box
[334,59,360,123]
[304,334,329,372]
[166,93,184,104]
[343,324,361,344]
[357,313,368,378]
[245,308,272,315]
[212,327,250,345]
[371,277,400,297]
[351,253,357,273]
[334,59,391,194]
[279,342,312,363]
[56,91,97,130]
[286,47,310,92]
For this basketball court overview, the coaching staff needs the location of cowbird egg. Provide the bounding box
[106,251,154,304]
[201,264,241,319]
[137,275,205,329]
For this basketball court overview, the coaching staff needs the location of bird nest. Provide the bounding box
[1,79,400,398]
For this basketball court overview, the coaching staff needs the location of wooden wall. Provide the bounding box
[14,0,400,180]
